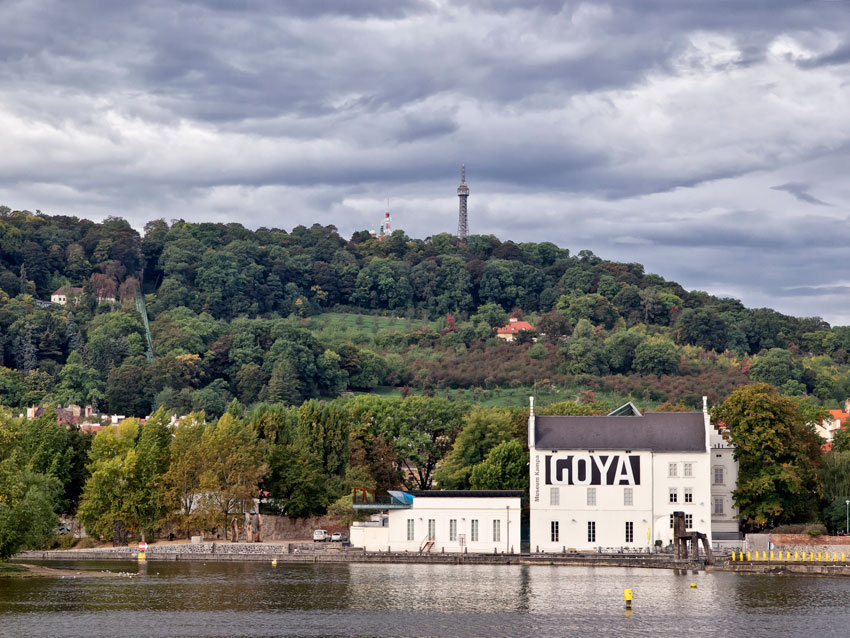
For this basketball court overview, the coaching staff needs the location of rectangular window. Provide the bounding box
[449,519,457,541]
[551,521,559,543]
[684,487,693,503]
[428,519,435,541]
[669,488,678,503]
[407,519,414,541]
[471,520,479,542]
[685,514,693,529]
[714,467,724,485]
[493,520,501,542]
[683,463,693,477]
[714,497,724,515]
[668,463,678,477]
[550,487,560,506]
[670,514,674,529]
[587,521,596,543]
[624,487,633,506]
[587,487,596,506]
[625,521,634,543]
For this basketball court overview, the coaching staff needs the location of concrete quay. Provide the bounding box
[16,543,704,569]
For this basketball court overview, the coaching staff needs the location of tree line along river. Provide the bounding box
[2,560,850,637]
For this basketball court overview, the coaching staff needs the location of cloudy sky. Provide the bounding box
[2,1,850,322]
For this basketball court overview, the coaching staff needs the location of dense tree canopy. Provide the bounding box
[713,384,825,528]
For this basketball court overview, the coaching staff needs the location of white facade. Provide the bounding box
[709,427,740,540]
[529,399,716,552]
[350,491,522,554]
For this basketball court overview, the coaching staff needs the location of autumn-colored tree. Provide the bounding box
[712,383,823,528]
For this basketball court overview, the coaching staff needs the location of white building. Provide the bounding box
[709,425,741,544]
[350,490,522,554]
[529,398,721,552]
[50,286,83,305]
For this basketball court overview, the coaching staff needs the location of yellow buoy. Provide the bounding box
[271,558,278,567]
[690,583,697,588]
[624,588,633,610]
[137,552,146,562]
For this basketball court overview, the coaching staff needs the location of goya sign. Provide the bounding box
[545,454,640,486]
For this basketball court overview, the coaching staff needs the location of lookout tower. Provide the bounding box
[457,164,469,241]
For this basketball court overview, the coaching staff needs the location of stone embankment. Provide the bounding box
[16,543,704,569]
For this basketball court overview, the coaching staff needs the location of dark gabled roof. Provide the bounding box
[407,490,524,498]
[534,412,706,453]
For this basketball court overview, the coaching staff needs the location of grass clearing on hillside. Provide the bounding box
[357,385,663,412]
[306,312,440,334]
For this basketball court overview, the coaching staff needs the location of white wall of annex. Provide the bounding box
[386,497,521,554]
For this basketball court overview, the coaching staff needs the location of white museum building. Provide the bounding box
[529,398,730,552]
[350,490,523,554]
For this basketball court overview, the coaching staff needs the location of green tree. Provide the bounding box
[748,348,802,387]
[0,415,63,558]
[712,383,823,528]
[198,413,267,531]
[387,396,467,490]
[54,351,103,406]
[264,441,332,517]
[471,303,508,330]
[633,339,680,377]
[162,413,209,538]
[469,440,528,490]
[435,406,526,489]
[78,419,141,545]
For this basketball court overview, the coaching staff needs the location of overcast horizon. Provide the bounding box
[2,1,850,323]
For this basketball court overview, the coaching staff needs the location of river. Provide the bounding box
[2,560,850,637]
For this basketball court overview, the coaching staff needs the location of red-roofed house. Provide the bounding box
[495,318,534,342]
[817,400,850,442]
[51,287,84,305]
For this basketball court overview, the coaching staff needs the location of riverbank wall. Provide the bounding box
[16,543,704,569]
[746,533,850,556]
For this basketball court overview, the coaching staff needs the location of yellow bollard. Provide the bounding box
[624,589,633,610]
[763,551,768,561]
[833,553,837,562]
[731,552,736,562]
[770,551,774,561]
[818,552,822,562]
[810,552,814,562]
[795,551,799,562]
[747,551,751,561]
[843,552,846,562]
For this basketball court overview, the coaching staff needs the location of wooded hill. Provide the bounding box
[1,206,848,416]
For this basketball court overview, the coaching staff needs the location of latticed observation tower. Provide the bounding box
[457,164,469,241]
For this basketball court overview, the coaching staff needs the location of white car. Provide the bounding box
[313,529,330,542]
[331,532,348,542]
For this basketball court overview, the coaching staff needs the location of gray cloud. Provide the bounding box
[771,183,831,206]
[1,1,850,321]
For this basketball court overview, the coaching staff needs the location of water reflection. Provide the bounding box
[2,561,850,637]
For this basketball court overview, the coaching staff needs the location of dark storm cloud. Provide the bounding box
[1,0,850,320]
[771,183,831,206]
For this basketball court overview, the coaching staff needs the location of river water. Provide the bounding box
[2,560,850,637]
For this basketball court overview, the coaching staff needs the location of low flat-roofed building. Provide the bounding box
[351,489,522,554]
